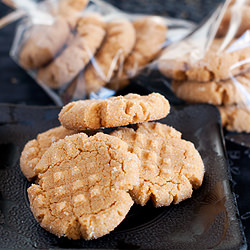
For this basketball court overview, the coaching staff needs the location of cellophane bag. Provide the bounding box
[157,0,250,133]
[9,0,195,105]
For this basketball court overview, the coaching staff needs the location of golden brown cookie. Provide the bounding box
[124,17,166,75]
[111,122,205,207]
[28,133,140,239]
[59,0,89,10]
[59,93,170,130]
[109,16,167,91]
[218,105,250,132]
[19,17,71,69]
[20,126,77,181]
[158,38,250,82]
[171,73,250,105]
[73,19,136,96]
[37,15,106,89]
[50,0,89,29]
[227,0,250,6]
[217,4,250,38]
[19,0,88,70]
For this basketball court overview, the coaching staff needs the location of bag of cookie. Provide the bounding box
[157,0,250,133]
[6,0,195,105]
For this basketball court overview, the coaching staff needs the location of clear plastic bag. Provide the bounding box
[8,0,195,105]
[157,0,250,133]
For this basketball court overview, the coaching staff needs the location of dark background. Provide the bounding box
[1,0,250,248]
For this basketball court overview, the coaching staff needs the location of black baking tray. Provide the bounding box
[0,103,246,249]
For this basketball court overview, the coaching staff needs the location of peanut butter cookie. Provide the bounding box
[171,73,250,105]
[59,93,170,130]
[110,16,167,90]
[37,15,106,88]
[56,0,89,28]
[111,122,205,207]
[19,0,89,70]
[158,38,250,82]
[19,17,70,69]
[20,126,77,181]
[73,19,136,96]
[28,133,140,239]
[218,105,250,132]
[217,4,250,38]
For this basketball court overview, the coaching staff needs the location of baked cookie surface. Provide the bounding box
[59,93,170,130]
[19,17,70,69]
[55,0,89,28]
[109,17,167,91]
[217,4,250,38]
[111,122,205,207]
[158,38,250,82]
[171,73,250,105]
[20,126,77,181]
[73,19,136,95]
[28,133,140,239]
[37,15,106,89]
[218,105,250,132]
[124,17,166,73]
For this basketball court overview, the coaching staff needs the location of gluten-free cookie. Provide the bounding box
[158,38,250,82]
[20,126,77,181]
[28,133,140,239]
[37,15,106,89]
[59,93,170,130]
[171,73,250,105]
[109,17,167,90]
[111,122,205,207]
[218,105,250,132]
[73,19,136,96]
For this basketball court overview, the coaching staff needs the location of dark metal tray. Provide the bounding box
[0,103,246,249]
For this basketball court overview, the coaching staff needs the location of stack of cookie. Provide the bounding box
[158,0,250,133]
[20,93,205,240]
[18,0,167,98]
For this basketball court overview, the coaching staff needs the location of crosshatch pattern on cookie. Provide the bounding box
[28,133,140,240]
[111,122,205,207]
[20,126,77,181]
